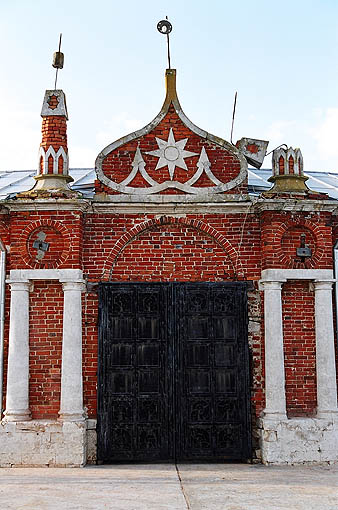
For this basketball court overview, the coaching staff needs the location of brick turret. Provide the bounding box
[19,89,76,197]
[267,146,309,193]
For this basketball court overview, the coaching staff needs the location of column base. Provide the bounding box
[316,409,338,419]
[263,410,287,421]
[258,415,338,464]
[58,410,86,423]
[3,409,31,422]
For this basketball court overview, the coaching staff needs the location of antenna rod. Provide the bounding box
[54,70,58,91]
[230,91,237,144]
[53,33,64,90]
[166,16,171,68]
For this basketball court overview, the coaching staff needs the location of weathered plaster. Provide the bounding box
[0,420,86,467]
[258,417,338,464]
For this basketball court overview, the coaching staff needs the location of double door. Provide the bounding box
[97,282,251,462]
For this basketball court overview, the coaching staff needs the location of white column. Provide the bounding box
[4,281,31,421]
[262,280,287,418]
[314,280,338,418]
[58,281,86,422]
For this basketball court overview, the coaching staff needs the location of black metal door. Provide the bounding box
[98,282,251,463]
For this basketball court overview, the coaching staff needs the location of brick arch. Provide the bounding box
[18,219,71,268]
[102,216,244,280]
[273,219,325,268]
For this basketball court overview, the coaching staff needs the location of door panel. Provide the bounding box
[98,284,172,462]
[175,283,250,461]
[97,282,251,463]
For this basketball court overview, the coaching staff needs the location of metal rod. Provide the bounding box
[166,16,171,68]
[230,91,237,144]
[265,143,288,156]
[54,68,59,90]
[54,33,62,90]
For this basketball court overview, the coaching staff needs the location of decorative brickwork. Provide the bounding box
[261,211,332,269]
[10,213,82,269]
[18,220,71,268]
[96,105,247,196]
[101,216,247,280]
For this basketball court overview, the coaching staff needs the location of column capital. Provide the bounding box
[259,280,284,291]
[61,281,86,292]
[6,280,31,292]
[313,280,334,291]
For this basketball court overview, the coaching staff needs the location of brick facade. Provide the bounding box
[1,68,337,466]
[2,204,336,422]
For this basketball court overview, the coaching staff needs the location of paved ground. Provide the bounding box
[0,463,338,509]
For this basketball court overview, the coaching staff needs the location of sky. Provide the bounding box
[1,0,338,173]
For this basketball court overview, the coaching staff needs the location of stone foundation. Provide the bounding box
[259,416,338,464]
[0,420,87,467]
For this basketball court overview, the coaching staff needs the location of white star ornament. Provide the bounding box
[146,128,198,180]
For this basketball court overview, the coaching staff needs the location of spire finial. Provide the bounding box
[52,33,64,90]
[157,17,172,69]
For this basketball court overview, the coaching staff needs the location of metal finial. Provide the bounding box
[157,17,172,69]
[52,33,64,90]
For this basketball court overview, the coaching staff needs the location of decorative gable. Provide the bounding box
[95,69,248,201]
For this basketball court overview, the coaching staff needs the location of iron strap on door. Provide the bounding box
[97,282,251,463]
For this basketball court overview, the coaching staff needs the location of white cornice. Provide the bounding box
[2,199,91,212]
[1,197,337,215]
[253,199,338,213]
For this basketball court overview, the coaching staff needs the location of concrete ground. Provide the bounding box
[0,463,338,510]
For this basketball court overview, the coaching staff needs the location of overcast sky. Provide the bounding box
[1,0,338,172]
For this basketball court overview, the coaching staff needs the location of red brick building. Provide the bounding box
[0,68,337,466]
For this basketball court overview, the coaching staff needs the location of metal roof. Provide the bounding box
[0,168,338,200]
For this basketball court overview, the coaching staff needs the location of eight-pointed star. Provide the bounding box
[146,128,198,180]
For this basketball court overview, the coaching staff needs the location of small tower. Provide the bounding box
[33,89,73,192]
[18,36,77,198]
[267,146,309,193]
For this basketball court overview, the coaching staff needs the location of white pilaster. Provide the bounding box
[314,280,338,418]
[262,280,287,418]
[4,281,31,421]
[58,281,86,422]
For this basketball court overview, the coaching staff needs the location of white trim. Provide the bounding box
[8,268,84,282]
[40,90,68,119]
[38,146,69,176]
[260,268,333,283]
